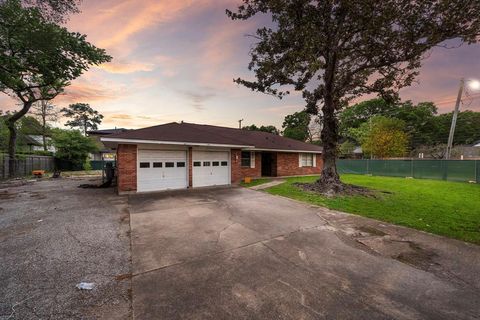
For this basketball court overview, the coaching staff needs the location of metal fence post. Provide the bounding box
[476,160,478,184]
[410,159,414,178]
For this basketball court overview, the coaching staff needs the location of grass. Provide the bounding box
[240,178,272,187]
[265,174,480,244]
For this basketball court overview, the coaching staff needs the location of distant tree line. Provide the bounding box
[242,98,480,159]
[242,110,321,144]
[0,102,104,170]
[338,98,480,159]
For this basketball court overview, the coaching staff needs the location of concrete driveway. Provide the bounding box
[128,187,480,320]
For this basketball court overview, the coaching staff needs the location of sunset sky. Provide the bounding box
[1,0,480,130]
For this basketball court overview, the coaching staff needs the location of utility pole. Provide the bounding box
[238,119,243,129]
[445,79,464,160]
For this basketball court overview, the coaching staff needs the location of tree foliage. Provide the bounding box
[435,111,480,146]
[62,103,104,135]
[338,140,356,157]
[0,0,110,105]
[282,111,311,141]
[242,124,280,135]
[340,98,480,149]
[51,128,98,166]
[339,98,397,137]
[0,0,111,176]
[227,0,480,192]
[358,116,409,158]
[14,0,81,22]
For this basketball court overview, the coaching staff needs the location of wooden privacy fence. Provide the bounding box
[0,154,55,180]
[337,159,480,183]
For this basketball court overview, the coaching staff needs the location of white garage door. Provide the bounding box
[137,150,187,192]
[192,151,230,188]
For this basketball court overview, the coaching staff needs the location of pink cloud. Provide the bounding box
[98,60,155,74]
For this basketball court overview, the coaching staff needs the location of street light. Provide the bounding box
[445,78,480,159]
[468,80,480,90]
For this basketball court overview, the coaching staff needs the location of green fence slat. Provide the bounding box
[338,159,478,183]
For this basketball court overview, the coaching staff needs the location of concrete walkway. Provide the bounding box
[128,187,480,320]
[249,179,285,190]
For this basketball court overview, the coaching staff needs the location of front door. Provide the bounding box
[261,152,274,176]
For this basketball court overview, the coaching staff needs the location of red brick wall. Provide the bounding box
[188,147,193,187]
[117,144,137,192]
[231,149,242,183]
[276,152,322,176]
[240,152,261,178]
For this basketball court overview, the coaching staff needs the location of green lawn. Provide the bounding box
[265,175,480,244]
[240,178,271,187]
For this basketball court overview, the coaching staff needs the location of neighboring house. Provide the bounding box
[474,140,480,148]
[28,135,56,153]
[101,122,323,194]
[17,134,42,152]
[87,128,130,161]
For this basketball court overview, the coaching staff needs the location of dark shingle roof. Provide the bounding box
[107,122,322,152]
[87,128,130,135]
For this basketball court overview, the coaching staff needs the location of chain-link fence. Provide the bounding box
[337,159,479,183]
[0,154,55,180]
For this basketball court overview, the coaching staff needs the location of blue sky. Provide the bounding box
[1,0,480,129]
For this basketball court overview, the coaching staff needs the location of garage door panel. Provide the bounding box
[137,150,187,192]
[192,151,230,187]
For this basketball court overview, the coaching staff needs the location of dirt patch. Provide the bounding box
[115,273,133,281]
[0,191,16,200]
[0,223,37,242]
[395,241,438,270]
[294,182,376,198]
[0,179,34,189]
[27,192,46,199]
[357,226,387,237]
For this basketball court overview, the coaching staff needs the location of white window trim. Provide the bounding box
[299,153,315,168]
[250,151,255,168]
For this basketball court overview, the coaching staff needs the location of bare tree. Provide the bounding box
[30,100,59,151]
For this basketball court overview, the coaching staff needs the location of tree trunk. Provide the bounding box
[6,101,33,177]
[7,121,17,178]
[42,108,47,151]
[315,50,343,192]
[316,95,342,188]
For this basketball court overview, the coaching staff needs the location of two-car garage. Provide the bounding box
[136,149,230,192]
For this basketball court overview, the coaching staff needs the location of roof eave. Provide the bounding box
[101,137,254,149]
[244,147,322,154]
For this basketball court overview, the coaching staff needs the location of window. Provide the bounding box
[300,154,314,167]
[212,161,219,166]
[203,161,211,166]
[165,162,175,168]
[177,162,185,167]
[153,162,162,168]
[139,162,150,168]
[193,161,201,167]
[221,161,228,166]
[241,151,251,167]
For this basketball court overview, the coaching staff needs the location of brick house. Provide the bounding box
[101,122,323,194]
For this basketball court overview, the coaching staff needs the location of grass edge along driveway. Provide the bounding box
[263,175,480,245]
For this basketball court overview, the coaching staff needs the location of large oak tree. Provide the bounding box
[0,0,111,176]
[228,0,480,194]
